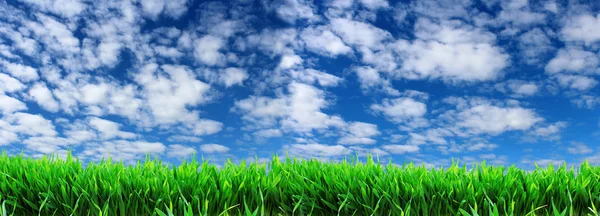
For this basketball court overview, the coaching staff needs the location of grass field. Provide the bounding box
[0,150,599,216]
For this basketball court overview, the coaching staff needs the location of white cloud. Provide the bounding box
[353,66,399,95]
[545,47,599,74]
[359,0,389,10]
[19,0,86,18]
[410,0,472,20]
[278,54,303,70]
[80,83,110,105]
[134,64,212,125]
[80,140,167,165]
[167,135,203,143]
[194,35,225,66]
[561,14,600,45]
[456,104,543,135]
[190,120,223,136]
[3,112,57,137]
[0,73,25,92]
[283,143,349,157]
[0,94,27,114]
[518,28,555,64]
[199,144,230,153]
[288,69,342,87]
[371,97,427,122]
[330,18,391,49]
[254,129,283,138]
[28,82,60,112]
[141,0,165,19]
[393,19,509,82]
[0,61,39,82]
[381,144,419,154]
[300,26,352,57]
[234,82,346,133]
[271,0,317,24]
[530,121,567,137]
[338,122,380,145]
[567,141,592,154]
[166,144,197,158]
[88,117,136,140]
[496,80,539,97]
[555,74,598,91]
[220,67,248,87]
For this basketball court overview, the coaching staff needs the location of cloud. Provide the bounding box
[220,67,248,87]
[495,80,539,97]
[330,18,391,49]
[234,82,345,133]
[371,97,427,123]
[278,54,303,70]
[567,141,592,154]
[254,129,283,138]
[353,66,399,95]
[194,35,225,66]
[134,64,216,127]
[88,117,136,140]
[381,145,419,154]
[199,144,230,153]
[269,0,317,24]
[0,61,39,82]
[166,144,197,158]
[283,143,349,157]
[545,47,599,74]
[561,13,600,45]
[300,26,352,57]
[554,74,598,91]
[0,73,25,93]
[0,94,27,114]
[2,112,57,137]
[167,135,203,143]
[338,122,380,145]
[18,0,86,18]
[28,82,60,112]
[456,104,543,135]
[518,28,555,65]
[359,0,389,10]
[393,18,509,82]
[288,69,342,87]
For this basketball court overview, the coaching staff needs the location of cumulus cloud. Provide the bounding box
[88,117,136,140]
[567,141,592,154]
[338,122,380,145]
[393,19,510,82]
[561,13,600,45]
[28,82,60,112]
[234,82,345,133]
[371,97,427,122]
[0,61,39,82]
[194,35,225,66]
[220,67,248,87]
[545,47,599,75]
[0,94,27,114]
[456,104,543,135]
[199,144,230,153]
[300,26,352,57]
[283,143,349,157]
[330,18,392,49]
[555,74,597,91]
[381,144,419,154]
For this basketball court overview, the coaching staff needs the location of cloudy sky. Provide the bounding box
[0,0,599,170]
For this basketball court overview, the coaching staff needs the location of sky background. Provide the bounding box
[0,0,599,171]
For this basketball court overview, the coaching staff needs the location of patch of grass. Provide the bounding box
[0,150,599,215]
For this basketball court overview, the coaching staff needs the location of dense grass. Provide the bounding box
[1,151,600,216]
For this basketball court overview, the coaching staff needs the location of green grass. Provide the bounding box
[0,150,599,216]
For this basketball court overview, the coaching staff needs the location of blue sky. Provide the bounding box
[0,0,599,171]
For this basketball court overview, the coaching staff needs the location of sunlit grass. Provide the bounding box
[0,150,599,216]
